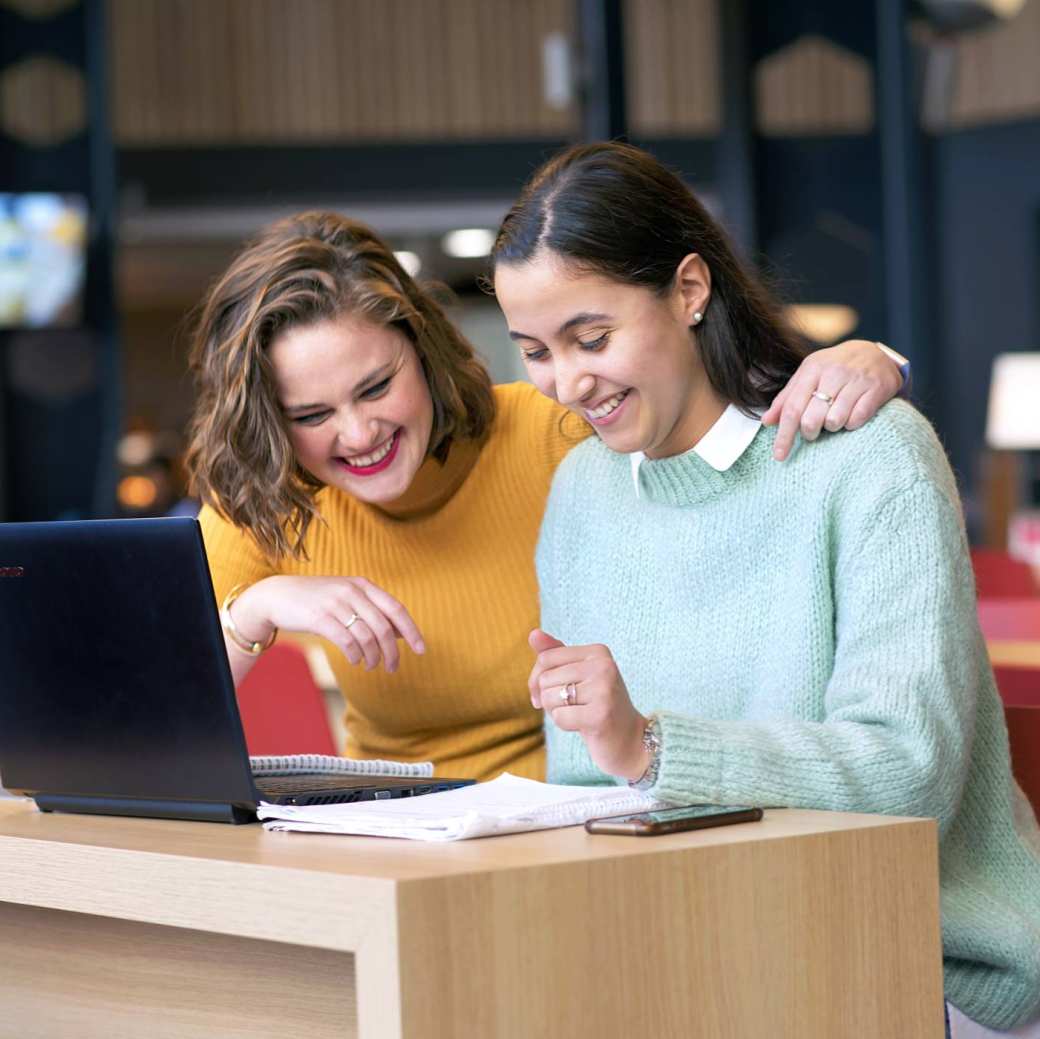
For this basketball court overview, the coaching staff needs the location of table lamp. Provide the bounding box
[985,353,1040,561]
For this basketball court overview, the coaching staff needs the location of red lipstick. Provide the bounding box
[337,429,401,476]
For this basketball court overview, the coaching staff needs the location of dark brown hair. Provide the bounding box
[491,141,806,410]
[186,211,494,559]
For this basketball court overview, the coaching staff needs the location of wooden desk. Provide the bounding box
[0,801,943,1038]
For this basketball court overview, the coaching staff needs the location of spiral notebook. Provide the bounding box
[257,773,667,841]
[249,755,434,778]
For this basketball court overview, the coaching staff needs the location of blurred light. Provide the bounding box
[785,304,859,346]
[12,192,64,232]
[394,250,421,277]
[542,32,574,110]
[117,475,159,509]
[991,0,1027,15]
[986,353,1040,449]
[918,0,1026,31]
[442,228,495,259]
[117,431,154,466]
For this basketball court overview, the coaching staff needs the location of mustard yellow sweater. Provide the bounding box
[198,382,580,782]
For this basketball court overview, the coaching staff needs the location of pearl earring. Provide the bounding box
[692,311,703,325]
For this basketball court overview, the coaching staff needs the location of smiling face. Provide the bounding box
[494,250,725,459]
[268,312,434,503]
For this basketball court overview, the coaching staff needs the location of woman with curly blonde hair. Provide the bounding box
[186,208,905,782]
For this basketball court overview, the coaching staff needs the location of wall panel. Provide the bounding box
[107,0,577,144]
[931,0,1040,130]
[624,0,720,137]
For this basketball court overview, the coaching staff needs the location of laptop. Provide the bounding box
[0,517,472,824]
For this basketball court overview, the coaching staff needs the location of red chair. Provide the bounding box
[977,599,1040,642]
[1005,706,1040,815]
[978,601,1040,710]
[994,666,1040,708]
[992,662,1040,813]
[971,548,1040,599]
[235,642,337,756]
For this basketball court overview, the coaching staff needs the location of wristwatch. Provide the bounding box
[629,715,662,792]
[875,341,912,395]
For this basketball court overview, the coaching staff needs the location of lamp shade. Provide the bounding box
[986,353,1040,449]
[784,304,859,346]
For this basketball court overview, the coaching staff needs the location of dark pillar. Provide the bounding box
[85,0,121,517]
[875,0,934,402]
[716,0,759,257]
[578,0,627,140]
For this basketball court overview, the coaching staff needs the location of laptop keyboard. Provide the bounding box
[253,774,385,794]
[252,772,458,806]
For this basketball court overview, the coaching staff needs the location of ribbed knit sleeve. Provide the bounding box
[652,478,981,830]
[197,503,277,606]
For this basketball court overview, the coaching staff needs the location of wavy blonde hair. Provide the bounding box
[185,211,495,559]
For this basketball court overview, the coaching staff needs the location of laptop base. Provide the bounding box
[34,794,256,825]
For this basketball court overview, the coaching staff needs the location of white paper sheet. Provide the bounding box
[257,773,667,841]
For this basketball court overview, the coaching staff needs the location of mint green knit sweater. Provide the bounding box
[538,401,1040,1030]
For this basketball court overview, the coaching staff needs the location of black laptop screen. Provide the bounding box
[0,518,258,807]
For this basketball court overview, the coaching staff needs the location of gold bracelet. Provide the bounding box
[220,583,277,656]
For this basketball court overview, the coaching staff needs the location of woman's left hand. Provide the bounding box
[762,339,904,461]
[528,629,650,781]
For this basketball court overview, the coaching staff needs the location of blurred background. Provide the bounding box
[1,0,1040,559]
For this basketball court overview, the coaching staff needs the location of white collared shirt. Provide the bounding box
[629,404,762,496]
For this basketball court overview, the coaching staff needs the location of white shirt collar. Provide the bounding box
[629,404,762,495]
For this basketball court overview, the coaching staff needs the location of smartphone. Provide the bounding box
[585,803,764,836]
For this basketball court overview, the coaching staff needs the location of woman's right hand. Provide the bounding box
[229,575,425,673]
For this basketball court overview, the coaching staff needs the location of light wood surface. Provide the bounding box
[756,35,874,137]
[624,0,720,137]
[107,0,577,145]
[1,902,356,1039]
[933,0,1040,131]
[0,800,944,1038]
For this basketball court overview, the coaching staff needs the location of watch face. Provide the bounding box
[642,723,660,753]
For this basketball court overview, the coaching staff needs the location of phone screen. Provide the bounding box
[616,804,757,825]
[586,803,764,836]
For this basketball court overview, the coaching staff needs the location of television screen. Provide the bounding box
[0,193,88,329]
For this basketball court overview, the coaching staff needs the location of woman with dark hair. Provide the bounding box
[187,210,902,785]
[493,142,1040,1035]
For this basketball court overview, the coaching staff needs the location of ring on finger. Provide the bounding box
[559,682,577,706]
[344,612,360,630]
[810,389,834,404]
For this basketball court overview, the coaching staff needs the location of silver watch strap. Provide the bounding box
[629,715,662,791]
